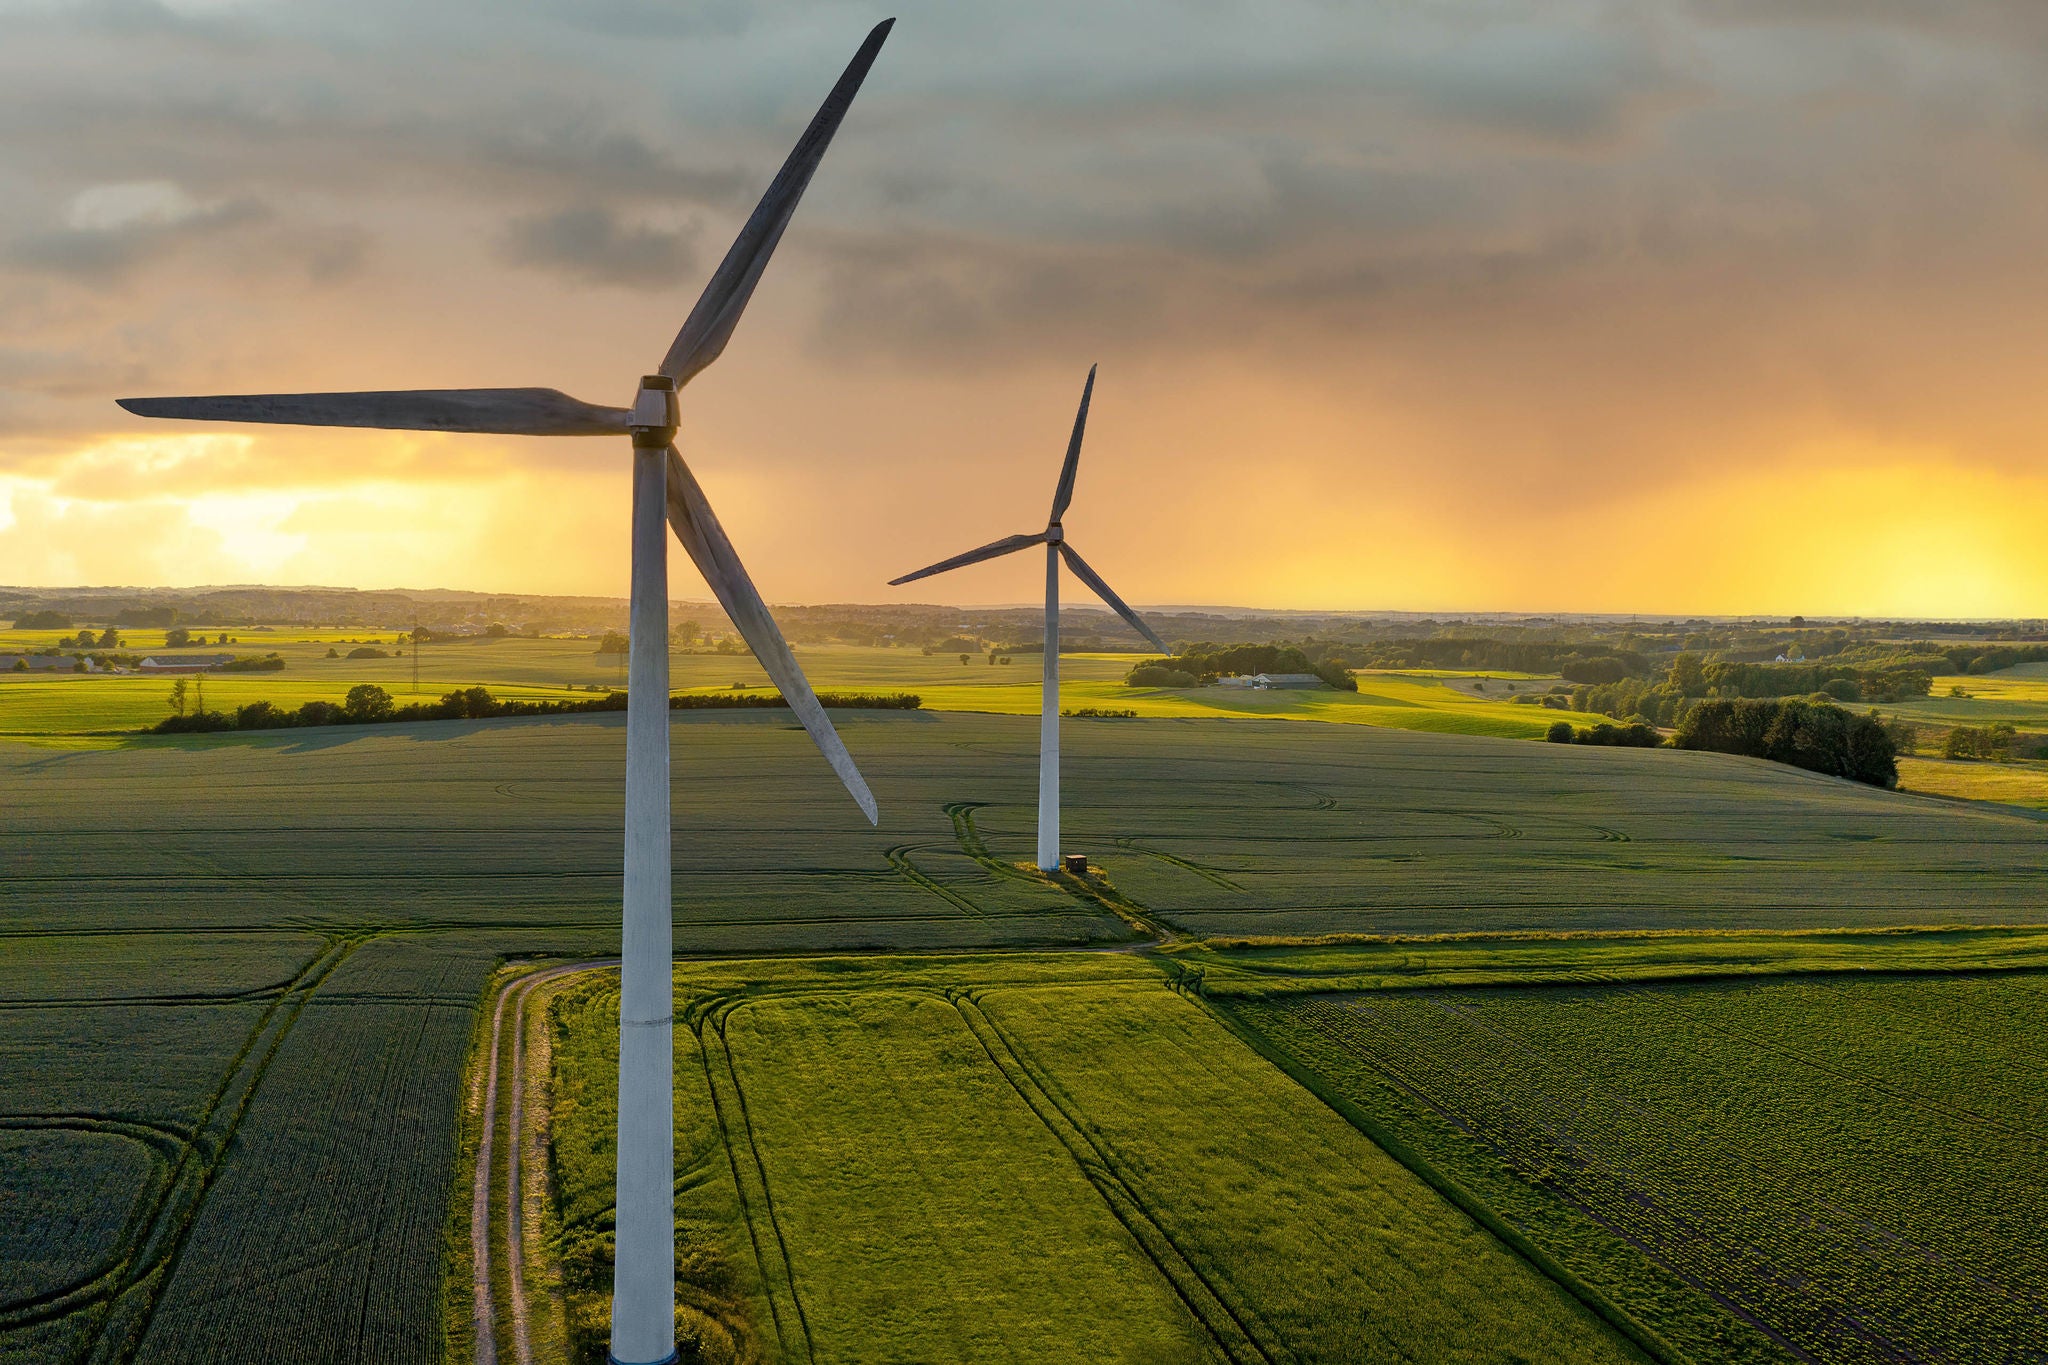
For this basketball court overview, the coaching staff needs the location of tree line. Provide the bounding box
[151,685,921,734]
[1673,699,1897,787]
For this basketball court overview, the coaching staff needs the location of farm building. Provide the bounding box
[1212,672,1329,690]
[137,653,235,674]
[0,653,90,673]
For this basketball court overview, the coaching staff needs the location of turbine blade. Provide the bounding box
[659,19,894,386]
[1058,543,1168,653]
[1047,364,1096,523]
[887,532,1047,586]
[116,388,631,436]
[664,445,878,823]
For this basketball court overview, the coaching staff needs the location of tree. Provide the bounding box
[1126,664,1197,688]
[325,647,340,659]
[486,622,510,637]
[98,628,120,648]
[959,653,971,666]
[165,627,192,648]
[1546,720,1574,743]
[344,684,395,723]
[1667,652,1707,696]
[166,679,190,717]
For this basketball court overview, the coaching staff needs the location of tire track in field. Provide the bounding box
[882,844,987,917]
[1112,837,1246,893]
[696,998,815,1365]
[82,935,358,1364]
[949,993,1286,1365]
[469,959,615,1365]
[0,1120,184,1330]
[940,802,1042,883]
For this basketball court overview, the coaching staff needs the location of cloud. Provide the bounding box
[5,0,2048,610]
[501,206,699,288]
[6,181,267,282]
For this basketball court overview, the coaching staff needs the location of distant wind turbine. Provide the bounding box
[117,21,895,1365]
[890,367,1167,871]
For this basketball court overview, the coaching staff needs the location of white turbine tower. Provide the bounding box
[116,21,895,1365]
[890,367,1167,870]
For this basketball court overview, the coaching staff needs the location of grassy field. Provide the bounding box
[0,633,1621,741]
[544,956,1649,1364]
[1233,972,2048,1364]
[6,709,2048,1361]
[1897,755,2048,810]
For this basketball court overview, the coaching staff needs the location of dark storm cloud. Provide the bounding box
[501,206,700,287]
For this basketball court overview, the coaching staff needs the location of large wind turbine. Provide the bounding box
[891,367,1167,870]
[116,21,894,1365]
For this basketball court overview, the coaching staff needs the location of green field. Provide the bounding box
[545,957,1648,1364]
[0,633,1621,742]
[1234,973,2048,1363]
[1897,755,2048,810]
[5,709,2048,1362]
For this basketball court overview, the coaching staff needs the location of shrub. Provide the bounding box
[1675,698,1896,787]
[1943,723,2017,761]
[1546,720,1574,743]
[1127,665,1198,689]
[1561,657,1629,685]
[1574,722,1662,748]
[236,701,288,730]
[346,646,391,660]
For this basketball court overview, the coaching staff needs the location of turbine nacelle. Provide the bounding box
[628,375,680,447]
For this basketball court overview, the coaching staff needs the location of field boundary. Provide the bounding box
[951,991,1285,1365]
[85,934,358,1362]
[1190,987,1687,1365]
[697,998,816,1365]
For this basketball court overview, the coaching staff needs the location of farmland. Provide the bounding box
[6,708,2048,1361]
[539,956,1648,1364]
[0,632,1618,742]
[1231,974,2048,1364]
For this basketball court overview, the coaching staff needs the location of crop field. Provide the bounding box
[1233,973,2048,1365]
[1,632,1620,742]
[7,708,2048,1361]
[1896,755,2048,810]
[12,711,2048,946]
[1888,665,2048,732]
[542,956,1648,1364]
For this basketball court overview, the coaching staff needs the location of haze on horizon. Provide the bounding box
[3,1,2047,619]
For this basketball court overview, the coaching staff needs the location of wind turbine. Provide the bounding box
[890,367,1167,871]
[116,21,894,1365]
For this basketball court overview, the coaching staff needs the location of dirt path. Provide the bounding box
[473,959,616,1365]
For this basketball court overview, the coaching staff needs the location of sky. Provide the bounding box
[2,0,2047,617]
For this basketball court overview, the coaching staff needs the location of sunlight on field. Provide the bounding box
[0,638,1607,742]
[1898,757,2048,811]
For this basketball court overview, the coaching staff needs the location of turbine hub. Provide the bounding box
[1046,523,1064,544]
[628,374,679,447]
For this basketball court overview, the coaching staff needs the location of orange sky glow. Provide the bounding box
[3,2,2046,618]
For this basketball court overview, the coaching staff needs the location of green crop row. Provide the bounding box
[1239,975,2048,1365]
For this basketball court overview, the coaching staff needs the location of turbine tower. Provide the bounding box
[116,21,895,1365]
[890,367,1167,870]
